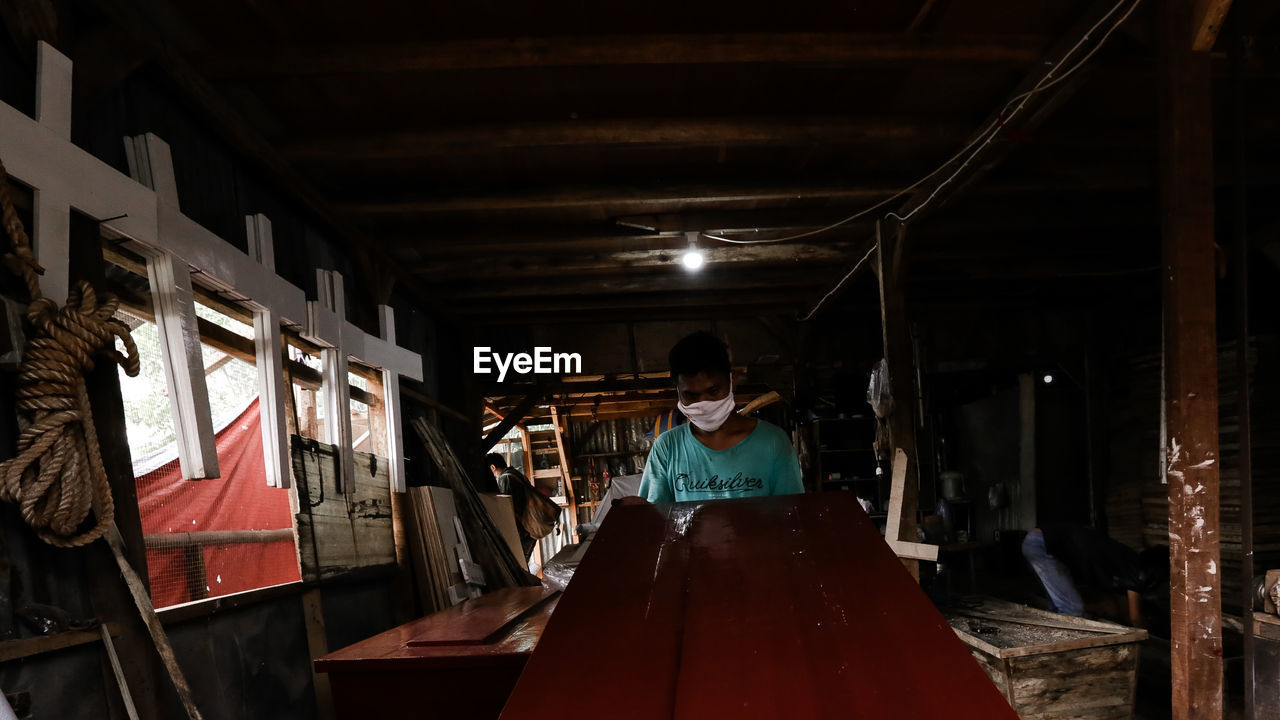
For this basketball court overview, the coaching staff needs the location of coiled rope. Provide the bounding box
[0,155,204,719]
[0,156,139,547]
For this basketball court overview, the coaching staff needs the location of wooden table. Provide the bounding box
[501,493,1021,719]
[315,586,558,719]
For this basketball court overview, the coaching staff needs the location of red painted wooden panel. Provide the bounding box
[500,493,1020,719]
[315,586,557,673]
[405,586,557,647]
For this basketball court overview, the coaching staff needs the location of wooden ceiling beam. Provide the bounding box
[469,304,809,325]
[410,242,861,279]
[339,184,903,217]
[430,271,829,301]
[345,171,1161,222]
[281,117,966,160]
[197,33,1049,78]
[453,290,815,315]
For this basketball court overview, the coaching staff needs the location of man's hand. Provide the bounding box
[615,496,651,508]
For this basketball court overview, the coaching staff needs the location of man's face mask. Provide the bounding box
[677,381,735,432]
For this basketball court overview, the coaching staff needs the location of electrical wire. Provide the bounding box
[791,0,1142,320]
[702,0,1141,249]
[797,242,879,322]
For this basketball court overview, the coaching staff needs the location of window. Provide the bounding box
[108,246,301,609]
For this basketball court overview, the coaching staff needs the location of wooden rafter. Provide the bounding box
[280,117,966,160]
[338,184,902,217]
[197,33,1049,78]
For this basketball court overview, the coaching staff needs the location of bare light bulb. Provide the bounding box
[682,249,705,270]
[1043,374,1054,384]
[681,231,705,271]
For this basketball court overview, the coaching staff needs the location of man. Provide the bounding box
[635,331,804,504]
[1022,523,1168,627]
[486,453,536,561]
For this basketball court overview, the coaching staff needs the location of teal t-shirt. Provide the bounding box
[638,420,805,503]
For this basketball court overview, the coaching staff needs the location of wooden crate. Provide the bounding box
[948,598,1148,720]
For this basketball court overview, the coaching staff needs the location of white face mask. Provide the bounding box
[677,386,735,432]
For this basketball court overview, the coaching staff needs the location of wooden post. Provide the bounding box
[1018,374,1037,529]
[875,220,921,578]
[1159,1,1224,717]
[68,213,168,719]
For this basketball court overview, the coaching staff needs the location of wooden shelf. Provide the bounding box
[0,626,113,663]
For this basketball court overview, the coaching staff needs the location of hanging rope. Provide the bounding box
[0,157,139,547]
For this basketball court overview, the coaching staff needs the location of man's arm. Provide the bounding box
[772,435,805,495]
[638,438,675,503]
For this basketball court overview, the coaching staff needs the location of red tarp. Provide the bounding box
[136,399,300,608]
[501,493,1021,719]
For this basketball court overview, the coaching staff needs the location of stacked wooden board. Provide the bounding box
[1105,338,1280,612]
[408,419,539,605]
[500,493,1020,719]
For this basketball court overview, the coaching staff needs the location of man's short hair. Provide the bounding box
[485,453,508,470]
[669,331,732,381]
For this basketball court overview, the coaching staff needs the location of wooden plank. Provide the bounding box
[99,625,141,720]
[404,586,554,647]
[877,221,922,577]
[1159,0,1225,717]
[301,590,336,720]
[312,270,355,492]
[143,251,219,480]
[0,627,105,663]
[199,33,1048,78]
[246,214,292,489]
[1192,0,1233,51]
[32,42,71,304]
[1008,645,1139,716]
[479,493,523,567]
[481,389,545,454]
[886,448,906,543]
[549,405,577,537]
[142,528,295,550]
[378,305,407,493]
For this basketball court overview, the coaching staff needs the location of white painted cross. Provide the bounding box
[1,42,424,494]
[31,43,73,306]
[124,134,219,481]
